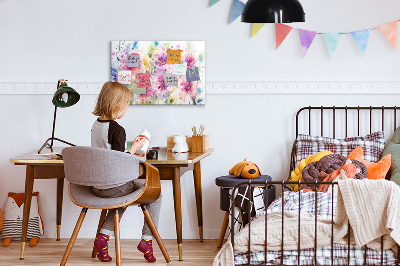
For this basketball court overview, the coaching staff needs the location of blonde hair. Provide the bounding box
[93,81,133,120]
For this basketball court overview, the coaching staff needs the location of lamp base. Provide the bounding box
[38,137,76,154]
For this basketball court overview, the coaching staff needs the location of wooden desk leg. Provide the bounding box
[193,161,203,242]
[56,178,64,241]
[20,165,35,259]
[172,167,183,261]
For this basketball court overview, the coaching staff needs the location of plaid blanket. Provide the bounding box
[234,191,397,265]
[266,190,336,220]
[234,244,397,265]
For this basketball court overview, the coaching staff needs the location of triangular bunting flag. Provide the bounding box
[251,23,266,38]
[298,29,317,58]
[323,33,341,58]
[209,0,220,7]
[351,29,370,55]
[378,21,397,50]
[275,23,293,49]
[229,0,245,24]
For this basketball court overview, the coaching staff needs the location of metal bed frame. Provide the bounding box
[230,106,400,266]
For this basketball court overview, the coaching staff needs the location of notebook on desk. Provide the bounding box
[30,153,63,159]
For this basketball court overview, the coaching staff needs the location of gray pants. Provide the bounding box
[92,180,162,240]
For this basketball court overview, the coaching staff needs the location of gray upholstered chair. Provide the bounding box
[60,146,171,265]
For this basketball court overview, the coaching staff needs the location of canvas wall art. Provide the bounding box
[111,41,205,105]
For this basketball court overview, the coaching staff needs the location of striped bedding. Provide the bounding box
[234,191,397,265]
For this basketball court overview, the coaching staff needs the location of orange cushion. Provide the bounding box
[348,146,391,180]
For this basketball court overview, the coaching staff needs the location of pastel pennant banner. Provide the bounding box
[209,0,220,7]
[351,29,370,55]
[251,23,266,38]
[275,23,293,49]
[208,5,400,57]
[298,29,317,58]
[379,21,398,50]
[229,0,245,24]
[323,33,341,58]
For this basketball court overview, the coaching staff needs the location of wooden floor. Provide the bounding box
[0,239,221,265]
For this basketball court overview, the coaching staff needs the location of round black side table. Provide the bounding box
[215,175,275,248]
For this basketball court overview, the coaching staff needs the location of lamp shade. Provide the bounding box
[241,0,305,23]
[52,84,80,108]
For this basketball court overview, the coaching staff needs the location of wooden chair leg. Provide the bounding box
[60,208,88,266]
[114,210,121,266]
[217,211,230,248]
[91,209,108,258]
[141,205,171,263]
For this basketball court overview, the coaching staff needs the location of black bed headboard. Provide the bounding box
[296,106,400,138]
[289,106,400,180]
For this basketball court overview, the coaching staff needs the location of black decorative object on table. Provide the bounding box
[146,150,158,160]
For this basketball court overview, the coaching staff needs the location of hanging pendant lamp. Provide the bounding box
[241,0,305,23]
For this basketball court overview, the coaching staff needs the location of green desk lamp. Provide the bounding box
[38,79,80,154]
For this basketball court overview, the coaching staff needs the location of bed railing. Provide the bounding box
[295,106,399,138]
[230,180,400,266]
[288,106,400,186]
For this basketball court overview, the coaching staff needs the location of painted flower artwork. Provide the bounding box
[111,41,205,105]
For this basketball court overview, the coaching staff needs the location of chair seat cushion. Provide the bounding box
[69,180,145,208]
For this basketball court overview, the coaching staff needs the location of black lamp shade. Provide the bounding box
[52,84,80,108]
[241,0,305,23]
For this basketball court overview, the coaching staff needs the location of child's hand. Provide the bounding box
[134,149,149,157]
[129,137,147,155]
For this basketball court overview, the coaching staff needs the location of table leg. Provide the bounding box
[172,167,183,261]
[193,161,203,242]
[56,178,64,241]
[20,165,35,259]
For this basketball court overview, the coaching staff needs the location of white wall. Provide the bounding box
[1,0,400,240]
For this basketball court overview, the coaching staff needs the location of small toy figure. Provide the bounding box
[172,135,189,153]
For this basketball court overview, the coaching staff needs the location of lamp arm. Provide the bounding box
[50,79,61,148]
[50,105,57,148]
[38,104,75,154]
[38,137,76,154]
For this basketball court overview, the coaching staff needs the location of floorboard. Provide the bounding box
[0,239,222,265]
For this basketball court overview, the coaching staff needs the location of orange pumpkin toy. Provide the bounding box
[229,159,261,179]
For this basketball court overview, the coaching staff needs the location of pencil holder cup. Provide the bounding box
[191,135,209,153]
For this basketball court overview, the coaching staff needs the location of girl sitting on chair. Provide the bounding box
[91,81,162,263]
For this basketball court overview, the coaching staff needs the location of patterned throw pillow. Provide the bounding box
[294,131,385,166]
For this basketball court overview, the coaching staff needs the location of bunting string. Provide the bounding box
[285,20,400,35]
[210,0,400,58]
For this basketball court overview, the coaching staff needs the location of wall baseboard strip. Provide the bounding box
[0,81,399,95]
